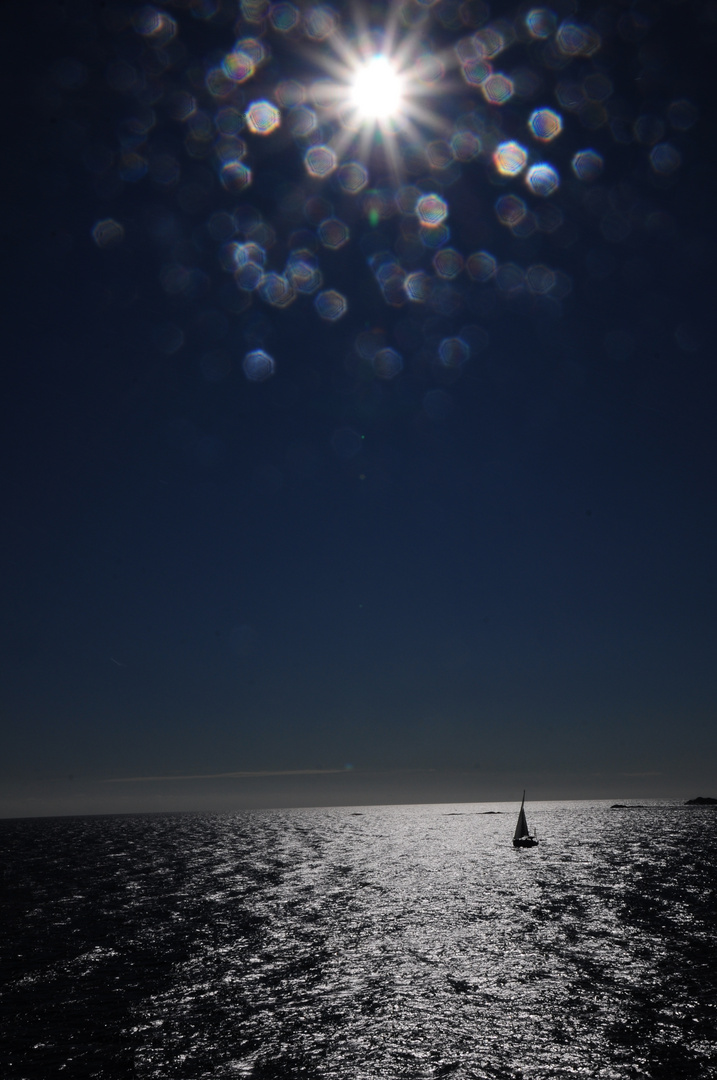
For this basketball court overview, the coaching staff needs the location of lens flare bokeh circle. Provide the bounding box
[86,0,696,391]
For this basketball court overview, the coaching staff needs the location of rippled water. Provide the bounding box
[3,801,717,1079]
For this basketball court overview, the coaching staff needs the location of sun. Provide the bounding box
[348,54,406,122]
[305,20,452,180]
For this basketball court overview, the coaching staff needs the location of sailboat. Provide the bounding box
[513,791,539,848]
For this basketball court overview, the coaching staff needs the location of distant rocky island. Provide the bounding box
[611,797,717,808]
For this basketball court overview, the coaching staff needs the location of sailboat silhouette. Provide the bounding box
[513,791,539,848]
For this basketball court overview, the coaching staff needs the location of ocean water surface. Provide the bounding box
[2,801,716,1079]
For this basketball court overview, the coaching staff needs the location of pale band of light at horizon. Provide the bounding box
[105,768,353,783]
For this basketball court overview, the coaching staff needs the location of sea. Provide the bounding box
[2,801,716,1080]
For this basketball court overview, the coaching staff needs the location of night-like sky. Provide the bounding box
[3,0,716,817]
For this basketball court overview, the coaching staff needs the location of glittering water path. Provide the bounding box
[3,802,716,1078]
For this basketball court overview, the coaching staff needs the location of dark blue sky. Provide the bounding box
[2,0,716,815]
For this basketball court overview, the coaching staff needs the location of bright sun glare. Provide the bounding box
[349,55,406,122]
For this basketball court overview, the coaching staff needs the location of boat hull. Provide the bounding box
[513,837,539,848]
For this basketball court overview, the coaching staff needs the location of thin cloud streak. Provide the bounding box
[620,772,663,778]
[104,769,353,784]
[104,767,437,784]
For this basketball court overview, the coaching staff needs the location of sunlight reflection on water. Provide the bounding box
[3,803,717,1079]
